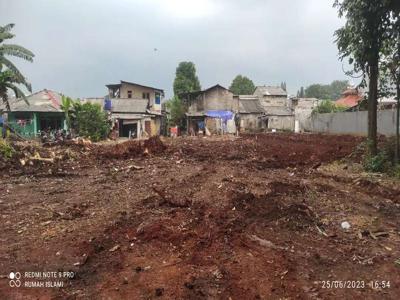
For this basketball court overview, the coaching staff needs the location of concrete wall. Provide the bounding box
[119,83,162,112]
[188,87,238,113]
[259,95,287,108]
[295,109,313,132]
[268,115,295,131]
[240,114,265,131]
[308,110,399,136]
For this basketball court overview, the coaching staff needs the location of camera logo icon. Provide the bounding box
[9,272,21,287]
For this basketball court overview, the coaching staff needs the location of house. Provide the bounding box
[336,88,398,112]
[253,85,294,131]
[290,98,320,132]
[336,88,364,110]
[106,80,163,112]
[236,95,267,131]
[181,84,239,134]
[104,80,164,138]
[1,89,67,138]
[254,85,288,108]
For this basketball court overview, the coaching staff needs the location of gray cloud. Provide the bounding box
[0,0,349,98]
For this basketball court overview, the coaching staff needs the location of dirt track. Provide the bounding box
[1,133,400,299]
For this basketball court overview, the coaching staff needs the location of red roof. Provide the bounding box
[336,89,363,108]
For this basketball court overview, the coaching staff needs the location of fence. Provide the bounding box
[306,110,399,136]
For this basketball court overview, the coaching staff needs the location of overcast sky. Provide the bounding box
[1,0,350,98]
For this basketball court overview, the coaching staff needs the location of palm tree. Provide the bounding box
[0,23,34,110]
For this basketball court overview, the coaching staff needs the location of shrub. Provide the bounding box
[363,151,390,172]
[0,139,14,160]
[390,164,400,179]
[312,100,347,115]
[75,103,110,142]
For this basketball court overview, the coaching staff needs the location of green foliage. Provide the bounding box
[165,96,185,127]
[304,80,349,100]
[391,164,400,179]
[334,1,398,156]
[312,100,347,114]
[0,24,34,110]
[74,103,110,141]
[60,96,75,130]
[363,151,390,173]
[0,138,14,160]
[334,1,392,78]
[229,75,255,95]
[173,62,201,97]
[362,137,400,177]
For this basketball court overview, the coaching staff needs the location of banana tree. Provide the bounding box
[0,23,34,109]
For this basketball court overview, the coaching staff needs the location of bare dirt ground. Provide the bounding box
[0,133,400,299]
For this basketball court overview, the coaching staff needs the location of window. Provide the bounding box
[155,92,161,105]
[142,92,150,100]
[127,91,132,98]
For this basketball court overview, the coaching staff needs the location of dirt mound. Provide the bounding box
[173,133,362,169]
[95,137,166,159]
[232,191,317,230]
[267,181,308,196]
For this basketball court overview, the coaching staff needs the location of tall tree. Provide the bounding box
[173,62,201,97]
[280,81,287,92]
[380,11,400,162]
[329,80,350,100]
[298,86,305,98]
[304,80,349,100]
[229,75,255,95]
[334,1,393,155]
[305,84,331,99]
[165,96,185,127]
[0,24,34,110]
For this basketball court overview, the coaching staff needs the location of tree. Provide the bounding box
[165,96,185,127]
[74,102,110,141]
[304,80,349,100]
[334,1,393,155]
[380,12,400,163]
[329,80,350,100]
[305,84,331,99]
[60,96,75,130]
[297,86,305,98]
[173,62,201,97]
[312,100,347,114]
[280,81,287,92]
[0,24,34,110]
[229,75,255,95]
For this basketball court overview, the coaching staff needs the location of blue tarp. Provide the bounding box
[104,97,112,111]
[205,110,234,123]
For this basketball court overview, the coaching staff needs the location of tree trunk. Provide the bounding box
[368,63,379,156]
[396,81,400,163]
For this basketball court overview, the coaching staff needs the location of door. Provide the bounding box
[145,121,151,136]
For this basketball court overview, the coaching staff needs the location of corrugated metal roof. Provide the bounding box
[179,84,231,98]
[336,95,363,108]
[106,80,164,93]
[4,89,63,112]
[239,97,265,113]
[255,86,287,96]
